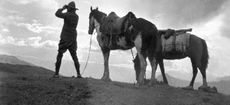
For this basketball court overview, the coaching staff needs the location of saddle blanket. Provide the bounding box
[161,33,190,54]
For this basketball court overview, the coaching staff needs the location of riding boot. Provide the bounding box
[74,62,81,76]
[55,52,63,76]
[70,52,81,77]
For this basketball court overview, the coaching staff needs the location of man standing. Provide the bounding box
[54,1,82,78]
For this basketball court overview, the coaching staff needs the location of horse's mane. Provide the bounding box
[89,9,107,24]
[126,12,136,19]
[131,18,157,33]
[120,12,136,32]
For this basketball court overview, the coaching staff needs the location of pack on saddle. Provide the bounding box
[100,12,135,47]
[159,28,192,58]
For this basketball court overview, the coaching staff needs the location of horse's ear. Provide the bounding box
[96,7,98,10]
[90,6,93,11]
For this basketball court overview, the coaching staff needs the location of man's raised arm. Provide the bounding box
[55,5,67,18]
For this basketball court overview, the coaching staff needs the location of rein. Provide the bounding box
[81,32,95,75]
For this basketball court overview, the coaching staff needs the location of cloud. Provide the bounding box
[0,34,58,48]
[218,1,230,39]
[3,0,58,9]
[2,28,9,33]
[0,0,61,39]
[16,19,59,34]
[26,36,58,48]
[128,0,227,28]
[0,0,59,25]
[17,21,43,33]
[0,34,25,46]
[17,0,38,5]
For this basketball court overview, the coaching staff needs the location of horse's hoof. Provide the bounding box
[134,83,141,87]
[101,77,111,82]
[148,80,157,86]
[164,82,169,85]
[198,85,218,93]
[198,85,208,90]
[182,86,194,90]
[137,81,145,86]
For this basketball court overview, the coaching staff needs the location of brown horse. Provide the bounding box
[134,31,209,89]
[88,7,159,85]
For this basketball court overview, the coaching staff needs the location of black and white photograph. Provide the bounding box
[0,0,230,105]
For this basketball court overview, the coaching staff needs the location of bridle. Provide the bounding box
[89,17,95,34]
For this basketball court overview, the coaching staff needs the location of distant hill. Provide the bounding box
[217,76,230,81]
[1,63,230,105]
[0,54,33,66]
[0,63,54,78]
[157,73,201,88]
[209,80,230,95]
[157,73,230,95]
[165,70,219,82]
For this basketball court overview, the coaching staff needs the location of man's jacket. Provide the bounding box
[55,9,79,41]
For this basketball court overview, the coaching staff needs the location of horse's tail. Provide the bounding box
[201,39,209,70]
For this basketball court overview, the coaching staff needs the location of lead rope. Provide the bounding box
[81,32,94,75]
[130,48,135,60]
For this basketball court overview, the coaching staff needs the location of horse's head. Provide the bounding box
[88,6,106,35]
[88,7,97,34]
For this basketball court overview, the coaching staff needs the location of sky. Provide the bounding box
[0,0,230,80]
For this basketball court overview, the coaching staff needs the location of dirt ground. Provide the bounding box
[1,63,230,105]
[87,78,230,105]
[0,63,90,105]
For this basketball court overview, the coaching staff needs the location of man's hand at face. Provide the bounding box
[62,5,68,9]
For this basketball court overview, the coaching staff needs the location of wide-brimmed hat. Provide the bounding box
[67,1,79,10]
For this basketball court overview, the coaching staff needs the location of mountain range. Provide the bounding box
[0,54,33,66]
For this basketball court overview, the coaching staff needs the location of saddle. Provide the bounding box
[100,12,128,35]
[160,28,192,57]
[159,28,192,39]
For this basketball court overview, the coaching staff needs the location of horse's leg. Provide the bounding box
[184,58,198,90]
[148,57,158,86]
[136,52,147,85]
[101,48,111,82]
[199,67,208,88]
[198,39,208,89]
[134,33,147,85]
[198,63,208,89]
[158,58,168,84]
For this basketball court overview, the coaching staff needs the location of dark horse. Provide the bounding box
[134,31,209,89]
[88,7,160,85]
